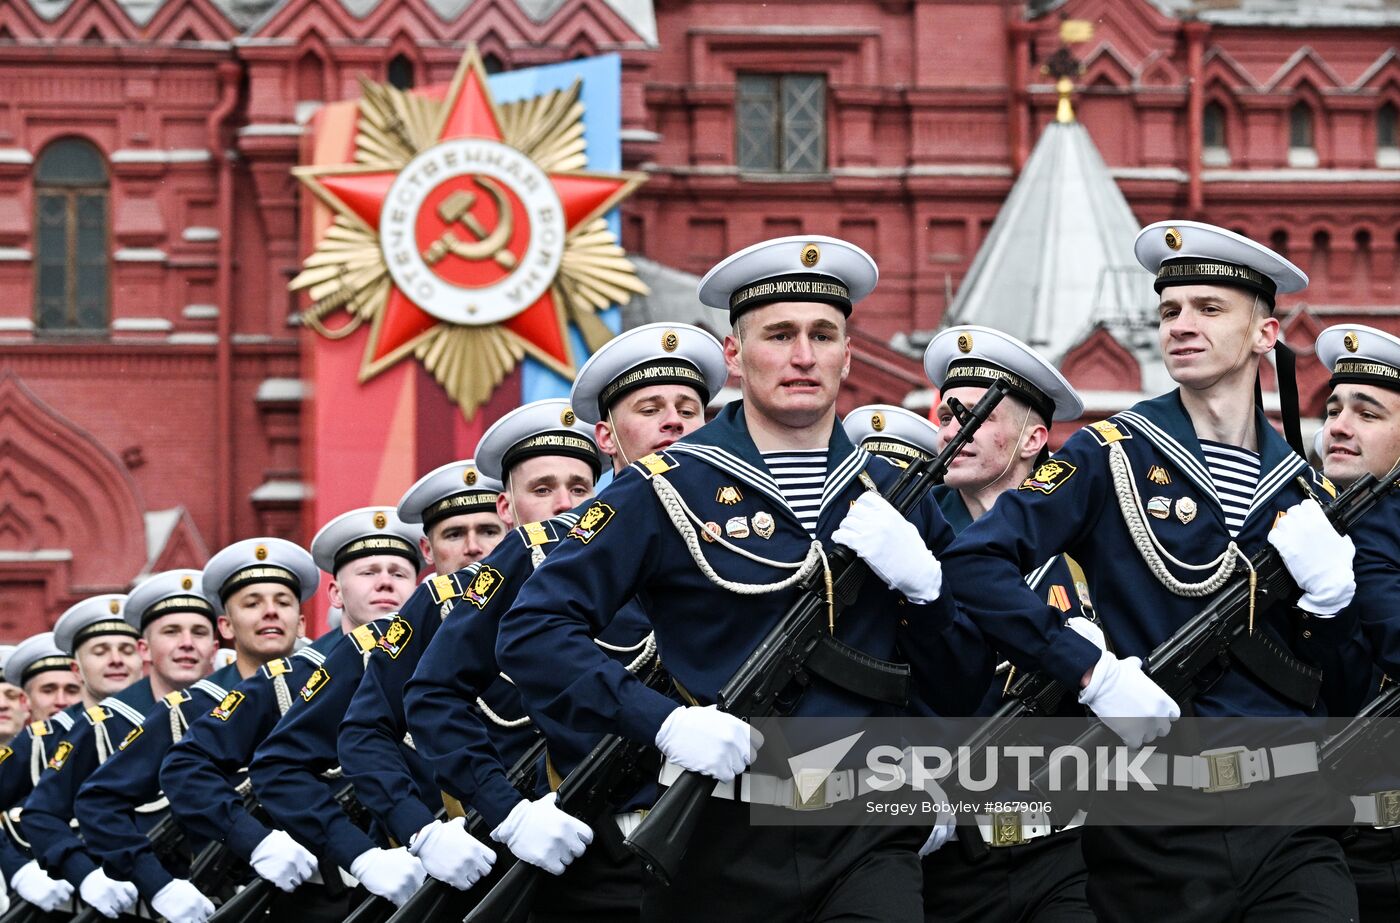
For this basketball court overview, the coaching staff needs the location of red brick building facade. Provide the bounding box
[1,0,1397,635]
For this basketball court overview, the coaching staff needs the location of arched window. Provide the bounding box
[1289,102,1317,167]
[482,53,506,75]
[387,53,415,91]
[34,139,109,332]
[1378,102,1399,167]
[1203,101,1229,165]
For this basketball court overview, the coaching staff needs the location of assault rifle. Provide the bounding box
[1025,459,1400,796]
[625,380,1011,885]
[1319,680,1400,783]
[462,655,668,923]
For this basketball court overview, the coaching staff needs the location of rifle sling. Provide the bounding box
[804,635,911,707]
[1227,630,1321,711]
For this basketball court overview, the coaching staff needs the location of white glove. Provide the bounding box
[833,492,943,603]
[1066,616,1107,651]
[150,879,214,923]
[490,794,592,876]
[654,705,762,783]
[250,829,317,892]
[1268,499,1356,616]
[349,847,427,907]
[409,817,496,890]
[1078,651,1179,748]
[77,868,138,920]
[10,860,73,911]
[917,779,955,857]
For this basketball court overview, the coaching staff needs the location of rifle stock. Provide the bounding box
[206,877,274,923]
[0,899,39,923]
[625,381,1011,884]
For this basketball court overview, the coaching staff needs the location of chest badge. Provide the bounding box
[1175,497,1198,525]
[1147,497,1171,520]
[716,485,743,506]
[752,511,775,539]
[702,522,721,543]
[725,516,750,539]
[1147,465,1171,486]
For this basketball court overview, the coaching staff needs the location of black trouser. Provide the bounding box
[1343,826,1400,923]
[264,882,359,922]
[530,813,643,922]
[1081,825,1355,922]
[920,828,1091,923]
[640,799,923,923]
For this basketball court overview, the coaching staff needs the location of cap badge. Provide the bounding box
[181,576,193,590]
[255,544,268,561]
[871,412,886,433]
[1175,497,1198,525]
[1344,331,1360,353]
[715,485,743,506]
[752,511,775,539]
[957,333,974,354]
[561,408,576,426]
[108,599,120,615]
[662,330,679,353]
[1164,227,1182,251]
[373,511,388,529]
[800,243,820,267]
[464,468,478,486]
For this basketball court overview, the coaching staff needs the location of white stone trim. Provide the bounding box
[0,318,34,332]
[251,480,310,502]
[182,304,219,320]
[182,227,220,242]
[0,248,32,261]
[112,317,174,332]
[114,248,167,262]
[237,123,304,138]
[110,149,212,164]
[0,148,33,165]
[256,378,307,402]
[167,332,219,345]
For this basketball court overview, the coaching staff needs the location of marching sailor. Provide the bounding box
[942,221,1359,920]
[496,236,991,921]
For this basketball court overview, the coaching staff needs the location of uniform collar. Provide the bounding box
[932,485,974,535]
[670,400,871,529]
[1118,389,1306,528]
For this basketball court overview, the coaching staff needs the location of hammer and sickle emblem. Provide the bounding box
[422,177,518,270]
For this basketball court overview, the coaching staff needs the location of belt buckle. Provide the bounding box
[1202,746,1250,793]
[792,770,830,811]
[990,811,1025,847]
[1375,790,1400,829]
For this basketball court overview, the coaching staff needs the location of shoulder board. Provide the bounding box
[84,705,112,726]
[516,519,559,549]
[292,647,326,667]
[0,746,12,766]
[28,720,50,738]
[192,679,229,702]
[350,621,384,653]
[118,726,143,751]
[1084,418,1132,446]
[103,697,148,727]
[629,450,678,480]
[428,573,464,606]
[260,657,293,679]
[162,690,193,710]
[52,710,74,732]
[1316,471,1338,499]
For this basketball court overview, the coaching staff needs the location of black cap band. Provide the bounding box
[140,595,217,631]
[860,437,933,466]
[1329,358,1400,393]
[728,273,851,323]
[501,432,602,480]
[422,491,500,529]
[21,656,75,685]
[1154,259,1277,309]
[220,565,301,603]
[73,620,139,651]
[332,535,419,574]
[597,360,709,419]
[943,360,1055,424]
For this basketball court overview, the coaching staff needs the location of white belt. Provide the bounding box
[614,810,647,837]
[1352,791,1400,828]
[658,760,873,810]
[1105,743,1318,793]
[974,810,1053,847]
